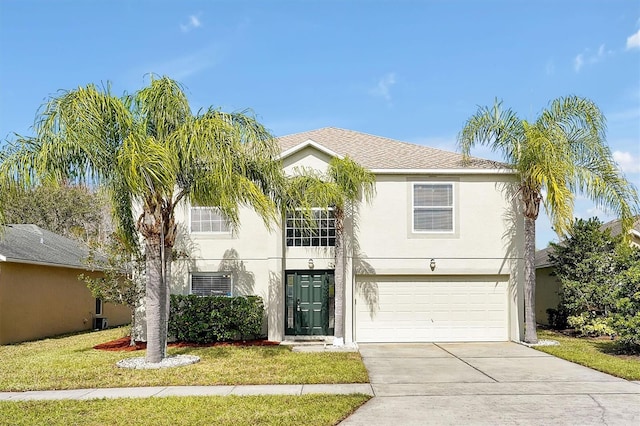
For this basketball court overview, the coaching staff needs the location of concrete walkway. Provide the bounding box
[0,383,373,401]
[340,342,640,426]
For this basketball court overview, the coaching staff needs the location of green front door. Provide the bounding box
[285,271,334,336]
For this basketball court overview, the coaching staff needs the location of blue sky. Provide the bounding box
[1,0,639,248]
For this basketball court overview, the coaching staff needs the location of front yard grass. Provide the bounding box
[0,328,369,391]
[535,329,640,380]
[0,394,371,426]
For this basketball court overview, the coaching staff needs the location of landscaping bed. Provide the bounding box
[94,336,280,351]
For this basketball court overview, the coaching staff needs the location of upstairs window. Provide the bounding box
[190,207,230,233]
[286,208,336,247]
[191,273,233,297]
[413,183,454,232]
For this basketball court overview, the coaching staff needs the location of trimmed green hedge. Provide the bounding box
[169,295,264,343]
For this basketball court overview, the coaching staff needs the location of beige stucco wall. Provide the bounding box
[169,148,525,343]
[0,262,131,345]
[352,173,525,342]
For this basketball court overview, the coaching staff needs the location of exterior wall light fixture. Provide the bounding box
[308,258,315,269]
[430,258,436,271]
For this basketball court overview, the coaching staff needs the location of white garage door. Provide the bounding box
[355,276,509,342]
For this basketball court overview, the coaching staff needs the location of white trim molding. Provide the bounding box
[279,139,344,161]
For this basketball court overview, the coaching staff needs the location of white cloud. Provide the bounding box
[584,205,616,222]
[626,29,640,50]
[138,44,222,81]
[369,73,396,101]
[573,54,584,72]
[573,44,612,72]
[180,14,202,33]
[613,150,640,173]
[545,60,555,76]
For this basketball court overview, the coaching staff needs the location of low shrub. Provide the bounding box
[169,295,264,343]
[546,307,569,330]
[566,313,615,337]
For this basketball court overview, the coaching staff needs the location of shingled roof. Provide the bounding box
[0,224,91,269]
[278,127,509,171]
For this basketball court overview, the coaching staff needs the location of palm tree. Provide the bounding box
[286,156,375,344]
[458,96,639,343]
[0,76,284,362]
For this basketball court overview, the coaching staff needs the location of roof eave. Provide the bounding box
[0,257,93,271]
[279,139,344,161]
[370,168,517,175]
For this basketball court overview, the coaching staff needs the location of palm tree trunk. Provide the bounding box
[524,216,538,343]
[129,308,136,347]
[145,239,166,362]
[163,246,172,344]
[333,210,345,346]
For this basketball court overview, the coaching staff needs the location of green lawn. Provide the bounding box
[0,328,369,391]
[535,329,640,380]
[0,394,371,426]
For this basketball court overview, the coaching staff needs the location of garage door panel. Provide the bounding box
[355,277,508,343]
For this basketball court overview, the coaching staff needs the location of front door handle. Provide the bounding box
[296,299,301,312]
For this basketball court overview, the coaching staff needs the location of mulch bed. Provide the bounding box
[94,336,280,352]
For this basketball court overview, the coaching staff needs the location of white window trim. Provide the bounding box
[95,298,103,316]
[189,206,231,234]
[190,272,234,297]
[412,182,455,234]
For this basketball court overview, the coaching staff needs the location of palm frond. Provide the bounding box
[457,99,524,165]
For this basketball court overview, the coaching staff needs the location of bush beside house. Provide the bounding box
[536,216,640,326]
[540,217,640,352]
[169,295,265,343]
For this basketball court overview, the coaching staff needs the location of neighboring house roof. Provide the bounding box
[277,127,510,172]
[0,224,91,269]
[535,217,640,268]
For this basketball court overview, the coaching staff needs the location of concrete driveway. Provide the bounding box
[341,342,640,425]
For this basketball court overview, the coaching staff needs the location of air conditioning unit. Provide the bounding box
[94,317,108,330]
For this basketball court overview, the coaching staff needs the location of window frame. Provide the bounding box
[285,207,337,247]
[412,182,455,234]
[189,206,231,234]
[190,272,233,297]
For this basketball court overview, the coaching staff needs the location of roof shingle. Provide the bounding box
[0,224,91,269]
[278,127,508,170]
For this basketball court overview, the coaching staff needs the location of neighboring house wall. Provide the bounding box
[0,262,130,345]
[169,145,525,343]
[535,266,560,326]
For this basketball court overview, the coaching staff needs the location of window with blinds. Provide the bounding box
[191,273,233,296]
[190,207,230,233]
[413,183,454,232]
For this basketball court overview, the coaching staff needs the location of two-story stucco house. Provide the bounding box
[169,127,525,344]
